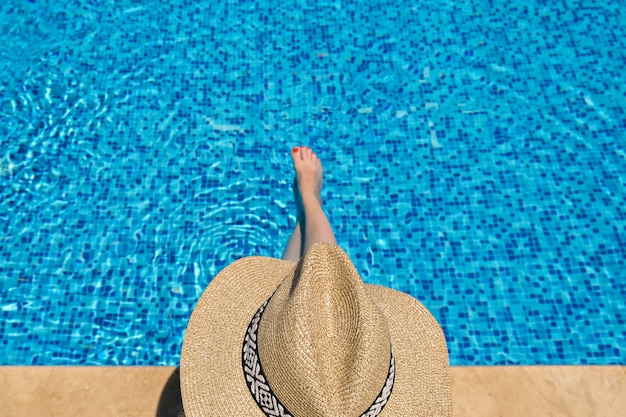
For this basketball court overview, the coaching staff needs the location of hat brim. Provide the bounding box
[181,255,451,416]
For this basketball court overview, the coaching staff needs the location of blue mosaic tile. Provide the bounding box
[0,0,625,365]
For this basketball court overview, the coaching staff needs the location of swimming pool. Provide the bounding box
[1,0,624,366]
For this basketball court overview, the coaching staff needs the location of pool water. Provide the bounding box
[0,0,625,365]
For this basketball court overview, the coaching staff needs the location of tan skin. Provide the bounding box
[282,146,337,262]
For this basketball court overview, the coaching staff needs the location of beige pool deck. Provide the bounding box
[1,365,624,416]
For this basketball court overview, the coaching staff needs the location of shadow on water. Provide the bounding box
[156,367,185,417]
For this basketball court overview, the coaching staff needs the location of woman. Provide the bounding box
[179,147,451,417]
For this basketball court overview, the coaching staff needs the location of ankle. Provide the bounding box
[301,192,322,210]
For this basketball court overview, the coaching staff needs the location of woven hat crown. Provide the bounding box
[257,243,392,417]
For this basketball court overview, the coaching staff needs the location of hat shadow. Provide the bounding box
[156,367,185,417]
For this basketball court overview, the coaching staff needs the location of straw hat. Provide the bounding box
[181,242,451,417]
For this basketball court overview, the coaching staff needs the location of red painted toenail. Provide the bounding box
[293,147,299,153]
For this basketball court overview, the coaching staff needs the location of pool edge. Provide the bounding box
[1,365,624,416]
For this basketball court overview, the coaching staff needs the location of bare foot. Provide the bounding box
[291,146,323,210]
[289,146,336,254]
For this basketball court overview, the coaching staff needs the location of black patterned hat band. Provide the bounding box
[243,295,395,417]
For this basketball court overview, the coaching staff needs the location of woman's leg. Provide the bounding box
[281,146,336,262]
[282,222,303,262]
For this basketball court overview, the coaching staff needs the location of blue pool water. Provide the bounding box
[1,0,625,366]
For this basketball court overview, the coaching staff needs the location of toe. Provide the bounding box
[292,146,302,163]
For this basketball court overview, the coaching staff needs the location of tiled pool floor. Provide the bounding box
[1,0,625,366]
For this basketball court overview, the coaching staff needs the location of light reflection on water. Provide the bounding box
[0,0,625,365]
